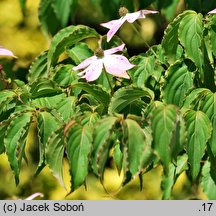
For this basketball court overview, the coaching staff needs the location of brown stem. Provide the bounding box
[0,64,9,89]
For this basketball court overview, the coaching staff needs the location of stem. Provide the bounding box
[103,68,113,94]
[0,64,9,89]
[131,21,158,58]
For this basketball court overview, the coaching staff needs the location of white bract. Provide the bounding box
[208,8,216,14]
[73,44,135,82]
[101,8,158,42]
[0,47,17,58]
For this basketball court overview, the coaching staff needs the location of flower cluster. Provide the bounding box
[73,7,158,82]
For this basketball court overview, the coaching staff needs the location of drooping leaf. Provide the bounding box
[200,92,216,156]
[124,119,152,178]
[91,116,118,179]
[201,161,216,200]
[46,127,65,186]
[37,111,60,170]
[47,25,99,70]
[184,110,212,180]
[66,124,92,191]
[109,86,154,114]
[28,51,48,83]
[4,112,33,184]
[113,142,123,175]
[161,154,188,200]
[151,104,184,173]
[162,61,194,107]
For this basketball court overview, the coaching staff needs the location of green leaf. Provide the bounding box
[19,0,26,15]
[151,104,183,172]
[161,154,188,200]
[67,43,93,65]
[37,111,60,169]
[30,79,62,98]
[183,88,211,109]
[66,124,92,191]
[31,93,67,109]
[54,64,79,87]
[162,61,194,107]
[4,112,32,184]
[178,11,203,70]
[209,15,216,58]
[91,116,118,179]
[38,0,61,36]
[161,11,188,63]
[55,96,77,122]
[28,51,48,83]
[0,122,9,154]
[47,25,99,70]
[124,119,152,177]
[158,0,179,21]
[109,86,154,114]
[184,110,212,180]
[46,127,65,186]
[113,143,123,175]
[201,161,216,200]
[129,55,164,88]
[53,0,77,27]
[73,82,110,108]
[200,92,216,156]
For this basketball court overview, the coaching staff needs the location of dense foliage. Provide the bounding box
[0,0,216,199]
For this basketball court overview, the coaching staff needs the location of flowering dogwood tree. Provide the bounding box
[1,0,216,200]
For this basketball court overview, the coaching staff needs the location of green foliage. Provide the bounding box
[3,1,216,200]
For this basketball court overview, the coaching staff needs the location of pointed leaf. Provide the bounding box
[151,105,183,172]
[184,110,212,180]
[37,111,60,169]
[4,112,32,184]
[179,11,203,69]
[124,119,152,177]
[91,116,118,179]
[66,124,92,191]
[46,127,65,186]
[28,51,48,82]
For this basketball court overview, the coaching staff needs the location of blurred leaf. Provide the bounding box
[19,0,26,16]
[66,124,92,191]
[184,110,212,180]
[39,0,61,36]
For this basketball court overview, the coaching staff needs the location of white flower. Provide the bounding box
[208,8,216,14]
[0,47,17,58]
[73,44,135,82]
[100,7,158,42]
